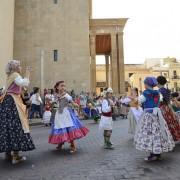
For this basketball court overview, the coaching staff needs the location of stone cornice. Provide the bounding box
[90,18,128,28]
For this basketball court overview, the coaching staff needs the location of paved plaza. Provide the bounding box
[0,118,180,180]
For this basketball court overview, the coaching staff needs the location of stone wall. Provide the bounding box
[0,0,14,86]
[14,0,90,93]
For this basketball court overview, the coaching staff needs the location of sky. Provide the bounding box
[93,0,180,64]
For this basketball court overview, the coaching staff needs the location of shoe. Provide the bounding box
[144,155,161,162]
[12,155,26,165]
[108,141,114,146]
[104,142,114,150]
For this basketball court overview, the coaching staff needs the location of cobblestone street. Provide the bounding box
[0,118,180,180]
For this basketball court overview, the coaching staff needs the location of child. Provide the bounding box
[128,87,143,135]
[43,104,52,126]
[157,76,180,141]
[48,81,89,153]
[134,77,175,161]
[99,87,114,149]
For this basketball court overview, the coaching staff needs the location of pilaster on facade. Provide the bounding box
[90,34,96,93]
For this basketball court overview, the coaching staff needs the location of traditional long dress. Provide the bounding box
[128,97,143,135]
[159,87,180,141]
[49,93,89,144]
[134,89,175,154]
[0,72,35,153]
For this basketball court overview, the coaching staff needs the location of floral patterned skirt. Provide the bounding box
[0,95,35,153]
[160,104,180,141]
[134,112,175,154]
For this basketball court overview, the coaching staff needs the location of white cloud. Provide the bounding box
[93,0,180,64]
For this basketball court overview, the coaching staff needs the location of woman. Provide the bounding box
[134,77,174,161]
[157,76,180,142]
[0,60,35,164]
[128,88,143,135]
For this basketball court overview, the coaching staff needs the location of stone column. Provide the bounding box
[111,33,118,94]
[117,32,125,94]
[90,34,96,93]
[105,55,109,87]
[109,55,112,88]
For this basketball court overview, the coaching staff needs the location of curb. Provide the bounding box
[29,121,44,126]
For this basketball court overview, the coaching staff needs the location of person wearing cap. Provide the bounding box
[134,77,175,161]
[157,76,180,142]
[99,87,114,149]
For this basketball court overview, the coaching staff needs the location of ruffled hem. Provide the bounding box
[48,127,89,144]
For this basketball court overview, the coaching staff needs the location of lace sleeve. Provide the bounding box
[14,75,29,87]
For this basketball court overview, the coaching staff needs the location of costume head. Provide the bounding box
[144,77,158,88]
[5,60,20,75]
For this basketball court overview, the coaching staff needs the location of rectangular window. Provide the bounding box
[54,0,58,4]
[173,70,177,79]
[53,50,58,62]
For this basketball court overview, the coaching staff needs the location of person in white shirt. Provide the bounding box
[29,87,43,119]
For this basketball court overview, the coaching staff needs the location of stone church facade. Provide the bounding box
[1,0,127,94]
